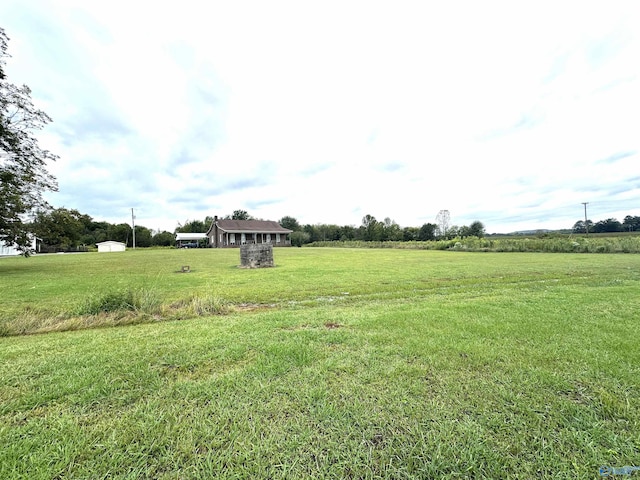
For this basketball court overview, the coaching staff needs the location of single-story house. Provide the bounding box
[96,241,126,253]
[175,233,209,248]
[206,217,292,248]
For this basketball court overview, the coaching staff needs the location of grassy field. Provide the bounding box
[1,248,639,478]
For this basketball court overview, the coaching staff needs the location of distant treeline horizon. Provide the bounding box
[25,206,640,251]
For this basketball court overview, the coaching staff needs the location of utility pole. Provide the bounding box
[131,208,136,249]
[581,202,589,235]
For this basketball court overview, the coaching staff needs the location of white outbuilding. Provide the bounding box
[1,236,39,256]
[96,241,126,253]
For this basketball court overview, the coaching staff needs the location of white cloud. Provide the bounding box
[1,0,639,233]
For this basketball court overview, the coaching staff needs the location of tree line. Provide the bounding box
[278,215,486,247]
[27,208,640,252]
[25,208,272,250]
[24,207,488,251]
[26,208,172,250]
[573,216,640,234]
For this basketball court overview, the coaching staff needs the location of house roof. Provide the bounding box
[208,219,292,234]
[175,233,208,241]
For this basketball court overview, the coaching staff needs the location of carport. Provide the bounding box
[175,233,208,248]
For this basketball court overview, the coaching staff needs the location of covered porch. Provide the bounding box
[214,231,291,248]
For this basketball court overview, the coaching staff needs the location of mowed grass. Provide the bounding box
[1,248,639,478]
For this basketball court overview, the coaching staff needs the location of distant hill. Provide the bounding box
[489,229,574,236]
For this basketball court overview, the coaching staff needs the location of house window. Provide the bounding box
[266,234,271,243]
[241,233,246,244]
[276,233,281,243]
[230,233,236,244]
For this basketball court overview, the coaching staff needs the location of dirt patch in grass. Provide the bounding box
[324,322,342,329]
[280,322,344,331]
[232,303,277,313]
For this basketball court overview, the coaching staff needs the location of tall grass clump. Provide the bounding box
[170,292,229,317]
[77,287,161,316]
[0,288,229,337]
[77,287,229,319]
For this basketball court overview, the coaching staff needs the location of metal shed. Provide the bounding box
[96,241,126,253]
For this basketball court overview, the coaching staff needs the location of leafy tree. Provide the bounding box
[326,224,344,241]
[403,226,419,241]
[83,221,111,245]
[176,219,208,233]
[623,215,640,232]
[339,225,356,241]
[418,223,437,241]
[592,218,623,233]
[152,230,175,247]
[361,214,383,241]
[0,28,58,255]
[573,220,593,234]
[231,210,251,220]
[302,224,317,242]
[382,217,403,241]
[573,221,583,233]
[300,223,339,242]
[302,224,323,242]
[361,214,376,229]
[458,225,472,238]
[314,224,329,241]
[468,221,486,238]
[279,215,300,231]
[108,223,131,245]
[290,230,310,247]
[134,225,152,247]
[448,225,461,238]
[30,208,87,249]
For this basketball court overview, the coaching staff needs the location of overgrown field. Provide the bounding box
[308,234,640,253]
[1,248,639,478]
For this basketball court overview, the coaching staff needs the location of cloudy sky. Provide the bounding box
[2,1,639,233]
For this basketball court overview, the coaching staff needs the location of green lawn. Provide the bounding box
[1,248,639,478]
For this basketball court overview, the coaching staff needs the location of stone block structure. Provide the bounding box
[240,244,274,268]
